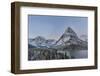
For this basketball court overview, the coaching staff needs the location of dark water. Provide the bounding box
[70,50,88,59]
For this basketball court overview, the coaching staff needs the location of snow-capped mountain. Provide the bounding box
[55,27,87,49]
[29,27,87,50]
[29,36,56,48]
[55,27,78,45]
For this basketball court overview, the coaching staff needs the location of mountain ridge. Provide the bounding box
[28,27,87,50]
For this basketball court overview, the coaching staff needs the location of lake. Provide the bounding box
[69,50,88,59]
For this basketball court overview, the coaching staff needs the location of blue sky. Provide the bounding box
[28,15,88,40]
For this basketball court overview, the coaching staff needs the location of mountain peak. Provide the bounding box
[66,27,73,31]
[34,36,45,40]
[55,27,78,45]
[64,27,76,35]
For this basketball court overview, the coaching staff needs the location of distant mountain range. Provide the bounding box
[28,27,87,50]
[28,36,56,48]
[80,35,87,41]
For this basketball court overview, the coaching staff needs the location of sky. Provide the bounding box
[28,15,88,40]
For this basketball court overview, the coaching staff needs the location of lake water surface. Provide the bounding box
[70,50,88,59]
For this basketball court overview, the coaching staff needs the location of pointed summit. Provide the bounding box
[64,27,77,37]
[65,27,74,33]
